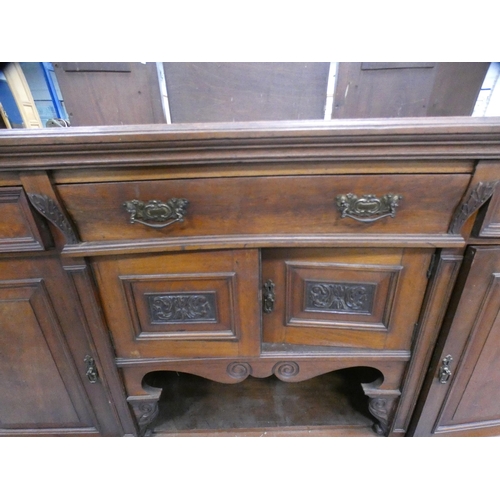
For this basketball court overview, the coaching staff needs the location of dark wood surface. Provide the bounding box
[1,118,500,436]
[53,62,165,126]
[0,255,124,435]
[2,117,500,171]
[333,63,489,118]
[56,174,470,243]
[411,246,500,436]
[0,186,51,252]
[163,63,330,123]
[91,250,260,359]
[262,248,432,350]
[147,369,378,435]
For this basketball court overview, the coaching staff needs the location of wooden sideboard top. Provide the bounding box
[2,117,500,171]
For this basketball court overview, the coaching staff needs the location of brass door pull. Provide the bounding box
[263,279,275,313]
[438,355,453,384]
[336,193,402,222]
[123,198,189,229]
[84,355,98,384]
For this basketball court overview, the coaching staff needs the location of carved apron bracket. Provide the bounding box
[127,395,161,437]
[361,385,401,436]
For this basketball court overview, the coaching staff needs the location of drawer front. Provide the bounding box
[57,174,470,243]
[0,187,50,252]
[91,249,260,359]
[262,247,433,350]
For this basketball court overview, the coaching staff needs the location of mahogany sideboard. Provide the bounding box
[2,117,500,437]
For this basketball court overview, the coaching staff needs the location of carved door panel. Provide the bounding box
[91,249,260,359]
[262,248,433,350]
[411,246,500,436]
[0,256,113,435]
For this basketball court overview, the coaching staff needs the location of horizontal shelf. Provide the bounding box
[145,368,381,437]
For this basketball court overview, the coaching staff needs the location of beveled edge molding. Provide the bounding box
[449,181,500,234]
[27,193,79,244]
[60,233,466,258]
[3,117,500,170]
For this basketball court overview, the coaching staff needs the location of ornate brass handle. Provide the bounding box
[438,354,453,384]
[122,198,189,229]
[263,279,275,314]
[336,193,402,222]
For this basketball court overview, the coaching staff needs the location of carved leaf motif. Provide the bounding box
[449,181,499,234]
[149,293,216,323]
[306,281,375,314]
[27,193,78,244]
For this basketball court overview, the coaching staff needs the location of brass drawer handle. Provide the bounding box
[336,193,402,222]
[123,198,189,229]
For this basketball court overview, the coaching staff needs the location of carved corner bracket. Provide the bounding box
[449,181,500,234]
[361,383,400,436]
[27,193,79,244]
[127,395,161,437]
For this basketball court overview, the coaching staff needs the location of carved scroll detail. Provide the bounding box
[273,361,300,380]
[306,281,375,314]
[227,362,253,380]
[148,292,217,323]
[361,387,400,436]
[449,181,499,234]
[127,397,160,436]
[27,193,78,244]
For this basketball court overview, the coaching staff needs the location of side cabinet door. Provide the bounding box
[0,256,112,435]
[411,246,500,436]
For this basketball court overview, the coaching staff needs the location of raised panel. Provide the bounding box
[436,273,500,432]
[0,279,92,430]
[285,262,401,332]
[120,273,237,340]
[0,187,50,252]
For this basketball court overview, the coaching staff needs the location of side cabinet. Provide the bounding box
[0,254,126,436]
[411,246,500,436]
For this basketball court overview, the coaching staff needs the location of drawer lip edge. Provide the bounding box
[61,234,466,257]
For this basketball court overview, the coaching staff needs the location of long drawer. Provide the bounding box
[57,174,470,243]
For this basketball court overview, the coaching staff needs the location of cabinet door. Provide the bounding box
[0,256,116,435]
[411,247,500,436]
[262,248,432,350]
[91,249,260,359]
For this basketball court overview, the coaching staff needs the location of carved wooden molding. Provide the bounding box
[449,181,499,234]
[27,193,78,244]
[4,118,500,171]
